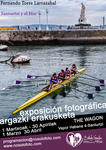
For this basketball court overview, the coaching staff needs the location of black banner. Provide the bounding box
[0,113,106,138]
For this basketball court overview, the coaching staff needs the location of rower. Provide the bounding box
[49,73,58,89]
[71,64,77,75]
[58,69,65,83]
[65,67,71,79]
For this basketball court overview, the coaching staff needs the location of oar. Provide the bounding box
[16,79,48,85]
[83,73,104,84]
[27,74,50,79]
[77,81,101,91]
[73,88,94,99]
[62,78,101,91]
[2,82,47,91]
[79,76,104,83]
[21,83,47,87]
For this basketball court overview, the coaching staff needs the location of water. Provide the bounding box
[0,45,106,119]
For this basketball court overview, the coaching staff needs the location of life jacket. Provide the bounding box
[59,72,65,79]
[65,70,71,76]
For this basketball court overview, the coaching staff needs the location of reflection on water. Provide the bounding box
[78,46,88,66]
[0,45,106,118]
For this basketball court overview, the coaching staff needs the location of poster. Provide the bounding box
[0,0,106,150]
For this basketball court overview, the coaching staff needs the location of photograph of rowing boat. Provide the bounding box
[0,45,106,119]
[0,1,106,120]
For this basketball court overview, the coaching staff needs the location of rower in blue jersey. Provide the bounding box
[49,73,58,89]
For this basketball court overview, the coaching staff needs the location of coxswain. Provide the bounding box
[49,73,58,89]
[71,64,77,75]
[65,67,71,79]
[58,69,65,83]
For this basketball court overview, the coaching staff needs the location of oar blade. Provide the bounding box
[99,79,104,84]
[95,86,101,91]
[35,76,39,79]
[27,75,32,78]
[88,93,94,99]
[16,80,21,84]
[27,75,39,79]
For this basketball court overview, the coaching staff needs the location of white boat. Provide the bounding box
[11,53,30,63]
[0,45,8,51]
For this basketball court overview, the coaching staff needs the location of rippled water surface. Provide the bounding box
[0,45,106,119]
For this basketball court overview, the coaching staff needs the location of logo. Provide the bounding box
[66,132,83,148]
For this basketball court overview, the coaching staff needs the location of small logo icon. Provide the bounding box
[66,132,83,148]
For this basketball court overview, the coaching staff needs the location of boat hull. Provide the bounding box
[12,56,30,63]
[13,68,86,114]
[0,45,8,51]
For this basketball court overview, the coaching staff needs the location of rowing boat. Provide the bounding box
[0,45,8,51]
[13,68,86,114]
[11,53,30,63]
